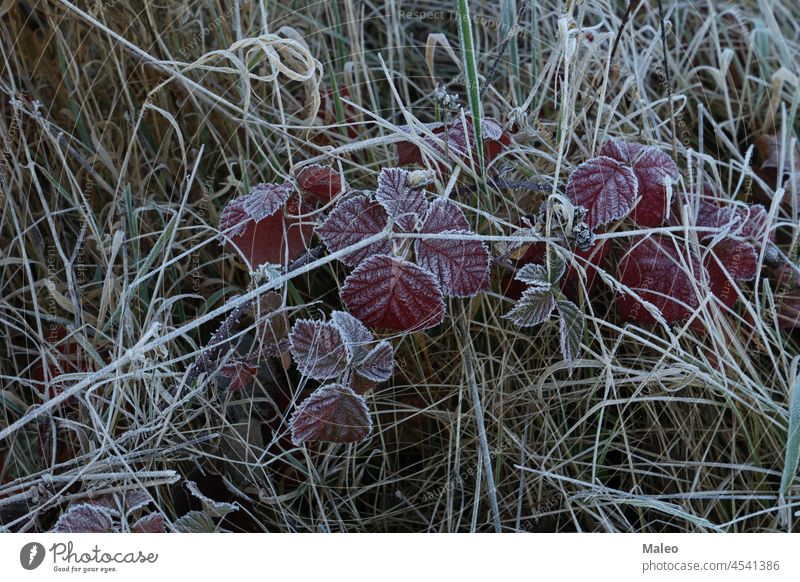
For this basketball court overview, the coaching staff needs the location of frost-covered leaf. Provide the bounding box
[341,255,445,331]
[54,503,115,533]
[755,134,800,173]
[174,511,216,533]
[396,117,510,169]
[420,198,471,233]
[290,384,372,444]
[186,481,239,519]
[556,300,584,365]
[220,182,293,236]
[601,139,679,227]
[295,164,346,204]
[217,358,259,391]
[514,263,550,289]
[546,249,567,283]
[617,236,706,324]
[599,137,646,164]
[565,156,639,229]
[317,194,392,267]
[504,287,556,327]
[131,512,166,533]
[330,310,374,362]
[222,196,311,267]
[354,340,394,383]
[414,230,490,297]
[289,320,347,380]
[704,239,758,307]
[376,168,429,231]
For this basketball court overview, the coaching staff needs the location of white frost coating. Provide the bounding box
[219,182,292,236]
[375,168,430,231]
[54,503,115,533]
[414,228,490,297]
[556,300,584,366]
[420,198,470,233]
[317,194,393,266]
[503,287,556,327]
[355,340,394,383]
[288,319,348,380]
[514,263,550,290]
[565,156,639,229]
[290,383,373,445]
[330,310,374,361]
[341,254,445,331]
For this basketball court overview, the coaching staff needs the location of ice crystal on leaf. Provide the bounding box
[54,503,115,533]
[295,164,346,204]
[565,156,639,229]
[290,384,372,445]
[341,254,446,332]
[504,250,585,367]
[317,194,393,267]
[131,512,166,533]
[219,182,311,267]
[600,138,679,227]
[289,320,348,380]
[376,168,430,231]
[616,235,706,324]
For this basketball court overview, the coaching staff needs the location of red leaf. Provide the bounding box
[217,359,259,391]
[565,156,639,229]
[330,310,374,364]
[396,116,510,168]
[704,239,758,307]
[317,194,392,267]
[354,340,394,383]
[295,164,346,204]
[223,195,311,267]
[289,320,348,380]
[375,168,429,231]
[599,138,646,164]
[220,182,292,235]
[290,384,372,444]
[131,512,166,533]
[420,198,471,233]
[415,230,490,297]
[54,503,115,533]
[341,255,445,331]
[617,235,707,324]
[416,198,489,296]
[601,139,679,227]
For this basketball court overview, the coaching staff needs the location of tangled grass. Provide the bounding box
[1,0,800,532]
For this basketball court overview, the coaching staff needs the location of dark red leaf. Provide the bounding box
[295,164,346,204]
[330,310,374,361]
[420,198,471,233]
[223,195,311,267]
[217,359,259,391]
[617,235,707,324]
[415,230,490,297]
[600,139,679,227]
[354,340,394,383]
[289,320,348,380]
[290,384,372,444]
[341,255,445,331]
[54,503,115,533]
[131,512,166,533]
[565,156,639,229]
[375,168,429,231]
[396,116,510,168]
[704,239,758,307]
[220,182,292,236]
[317,194,392,267]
